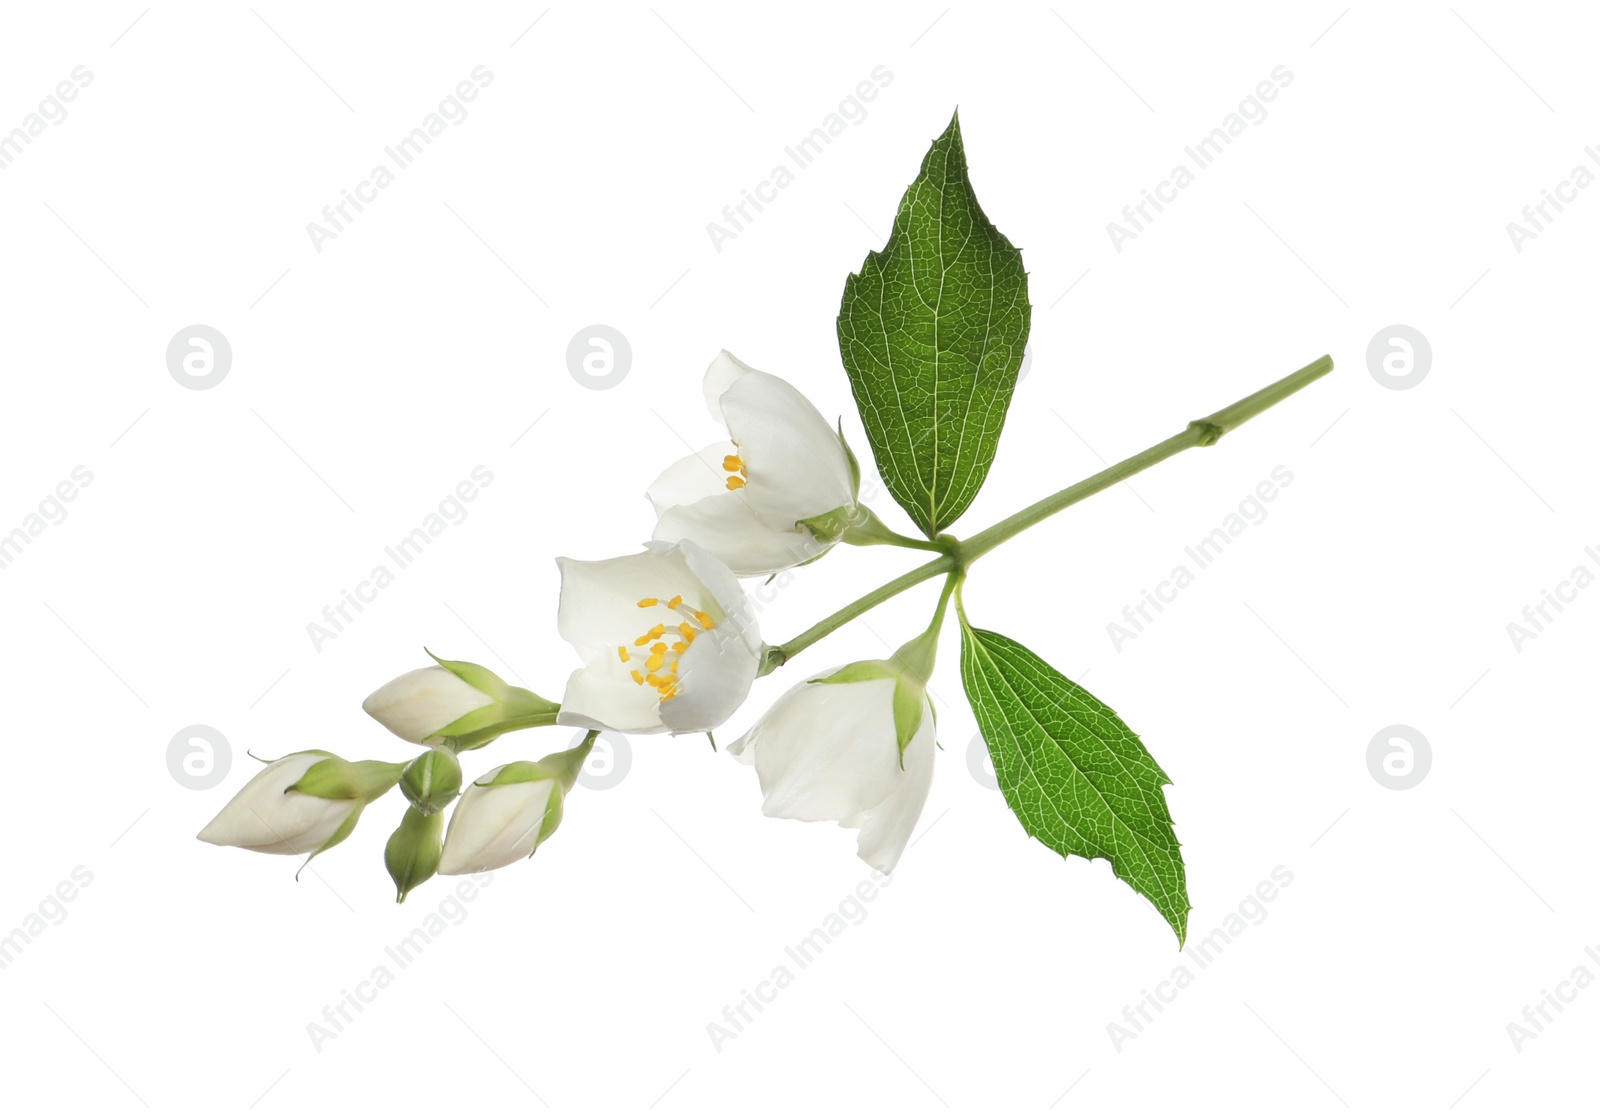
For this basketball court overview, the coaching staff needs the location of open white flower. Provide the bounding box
[197,752,376,857]
[556,539,762,735]
[728,662,936,873]
[648,350,859,577]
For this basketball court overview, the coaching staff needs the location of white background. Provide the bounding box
[0,2,1593,1112]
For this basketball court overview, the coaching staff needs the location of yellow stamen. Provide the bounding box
[725,475,746,490]
[693,610,716,628]
[722,455,743,473]
[672,641,688,653]
[679,623,696,643]
[667,595,683,609]
[630,669,645,685]
[637,597,658,608]
[646,651,666,672]
[618,646,630,663]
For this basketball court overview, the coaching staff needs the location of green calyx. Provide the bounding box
[425,650,562,751]
[385,804,444,903]
[400,747,463,813]
[476,731,596,795]
[285,756,406,803]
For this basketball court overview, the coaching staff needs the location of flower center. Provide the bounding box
[616,594,718,703]
[722,453,747,491]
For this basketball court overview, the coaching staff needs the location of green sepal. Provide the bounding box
[400,747,463,814]
[809,660,899,685]
[426,648,513,701]
[384,804,444,903]
[286,757,405,803]
[423,652,562,751]
[838,419,862,496]
[891,675,927,761]
[295,802,366,878]
[476,732,595,794]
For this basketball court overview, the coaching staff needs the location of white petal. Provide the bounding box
[740,674,904,821]
[659,622,760,734]
[362,666,494,744]
[849,696,936,873]
[558,664,665,734]
[702,350,758,423]
[196,753,357,855]
[719,369,855,528]
[438,772,556,874]
[675,539,763,658]
[555,550,704,654]
[655,493,827,577]
[646,441,739,517]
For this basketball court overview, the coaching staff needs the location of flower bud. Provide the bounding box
[363,654,560,749]
[400,746,462,814]
[197,751,403,858]
[438,735,593,874]
[385,805,444,903]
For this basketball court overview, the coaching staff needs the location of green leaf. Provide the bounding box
[837,110,1031,537]
[959,624,1189,945]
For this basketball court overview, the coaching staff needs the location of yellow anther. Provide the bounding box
[667,595,683,609]
[693,610,716,628]
[617,646,630,663]
[651,642,667,655]
[725,475,746,490]
[633,634,654,647]
[723,455,744,473]
[630,669,645,685]
[679,623,696,643]
[672,641,688,653]
[646,652,666,673]
[637,597,658,608]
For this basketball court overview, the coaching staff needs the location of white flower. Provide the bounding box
[363,666,494,744]
[648,350,859,577]
[556,539,762,735]
[438,763,561,875]
[197,752,364,856]
[728,663,936,873]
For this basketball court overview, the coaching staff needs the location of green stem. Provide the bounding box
[765,354,1333,671]
[763,553,956,673]
[959,353,1332,563]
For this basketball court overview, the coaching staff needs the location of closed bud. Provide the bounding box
[438,734,593,874]
[197,751,404,859]
[385,805,444,903]
[400,746,462,814]
[363,653,560,750]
